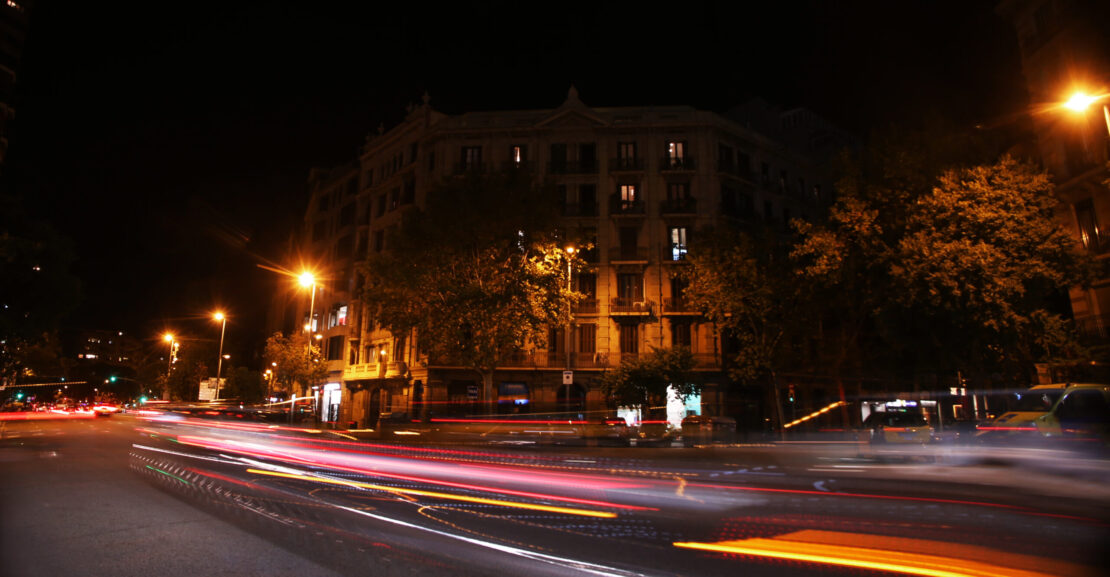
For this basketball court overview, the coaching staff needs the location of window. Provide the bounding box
[619,226,638,259]
[764,200,775,222]
[551,143,567,171]
[339,204,355,226]
[427,150,436,172]
[548,327,563,353]
[666,140,686,168]
[667,182,689,201]
[579,184,597,215]
[669,226,688,261]
[410,143,418,165]
[616,141,637,170]
[672,321,692,348]
[373,230,384,253]
[578,324,596,353]
[511,145,526,165]
[312,220,326,242]
[761,162,770,185]
[375,194,386,217]
[619,184,638,210]
[617,273,643,300]
[576,272,597,298]
[390,187,400,210]
[580,143,597,171]
[326,336,344,361]
[1076,198,1103,252]
[718,144,734,172]
[336,234,353,259]
[366,168,376,188]
[346,179,357,196]
[393,335,406,362]
[462,146,482,170]
[318,193,331,213]
[328,304,349,328]
[619,323,639,355]
[779,170,788,192]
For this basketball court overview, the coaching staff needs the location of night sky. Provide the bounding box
[3,1,1031,363]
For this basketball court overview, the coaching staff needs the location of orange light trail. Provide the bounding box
[173,435,656,512]
[674,529,1088,577]
[246,468,619,518]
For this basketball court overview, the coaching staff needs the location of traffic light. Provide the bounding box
[787,385,795,403]
[15,392,24,400]
[109,375,117,383]
[139,396,148,404]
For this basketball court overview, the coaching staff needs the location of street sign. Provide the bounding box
[467,385,479,400]
[563,371,573,385]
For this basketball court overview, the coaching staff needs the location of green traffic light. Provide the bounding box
[109,376,117,383]
[139,396,148,404]
[15,392,24,400]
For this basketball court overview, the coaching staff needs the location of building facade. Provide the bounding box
[998,0,1110,370]
[289,89,844,430]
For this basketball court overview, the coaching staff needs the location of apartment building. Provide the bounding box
[998,0,1110,369]
[292,88,844,429]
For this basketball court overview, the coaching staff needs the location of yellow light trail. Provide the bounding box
[247,468,618,519]
[674,530,1090,577]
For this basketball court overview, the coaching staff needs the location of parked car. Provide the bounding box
[1030,383,1110,447]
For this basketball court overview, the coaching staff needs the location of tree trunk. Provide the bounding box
[481,370,495,416]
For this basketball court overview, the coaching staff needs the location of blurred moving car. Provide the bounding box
[860,410,932,445]
[1031,383,1110,446]
[634,419,677,447]
[680,415,737,447]
[975,383,1067,444]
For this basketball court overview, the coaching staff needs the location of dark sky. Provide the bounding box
[3,1,1031,363]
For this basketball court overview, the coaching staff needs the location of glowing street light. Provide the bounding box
[299,271,317,334]
[563,245,576,372]
[213,312,227,401]
[1064,90,1110,137]
[162,332,176,376]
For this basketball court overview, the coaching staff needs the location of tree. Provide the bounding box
[359,171,574,411]
[263,331,327,397]
[224,366,266,403]
[600,346,699,411]
[681,224,812,433]
[890,156,1095,378]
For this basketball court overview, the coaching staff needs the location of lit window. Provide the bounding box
[670,226,688,260]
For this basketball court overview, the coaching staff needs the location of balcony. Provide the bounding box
[574,298,599,315]
[610,298,653,315]
[608,247,650,262]
[452,161,489,175]
[343,361,407,380]
[660,197,697,215]
[692,353,719,368]
[609,157,644,172]
[663,297,698,315]
[660,156,696,171]
[385,361,407,378]
[608,194,645,216]
[1076,314,1110,340]
[571,352,609,369]
[562,202,599,217]
[549,160,598,175]
[344,363,379,380]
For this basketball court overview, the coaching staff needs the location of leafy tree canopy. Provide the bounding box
[264,331,327,395]
[600,346,699,409]
[359,171,576,404]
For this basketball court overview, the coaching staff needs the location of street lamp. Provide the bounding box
[1064,90,1110,137]
[299,271,317,334]
[162,333,176,377]
[213,312,227,401]
[563,246,576,371]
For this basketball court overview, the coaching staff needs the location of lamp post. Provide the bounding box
[299,271,317,335]
[213,312,227,401]
[1064,91,1110,137]
[162,333,175,376]
[564,246,576,371]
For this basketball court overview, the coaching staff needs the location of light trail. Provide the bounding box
[674,529,1088,577]
[247,468,619,518]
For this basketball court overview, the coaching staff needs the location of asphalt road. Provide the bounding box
[0,415,344,577]
[2,413,1107,577]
